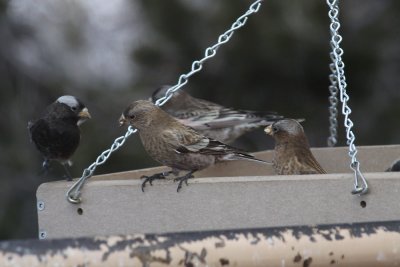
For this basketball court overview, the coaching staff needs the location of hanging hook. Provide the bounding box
[65,127,137,204]
[66,177,85,204]
[66,188,81,204]
[350,162,369,195]
[326,0,369,195]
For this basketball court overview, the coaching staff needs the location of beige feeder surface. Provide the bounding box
[37,145,400,239]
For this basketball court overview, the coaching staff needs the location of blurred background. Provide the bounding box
[0,0,399,240]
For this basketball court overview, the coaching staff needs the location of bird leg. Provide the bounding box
[39,159,51,177]
[140,170,174,192]
[62,162,73,181]
[174,170,196,192]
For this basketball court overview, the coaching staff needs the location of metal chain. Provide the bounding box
[326,0,368,195]
[155,0,263,107]
[66,127,137,203]
[66,0,264,204]
[327,39,339,147]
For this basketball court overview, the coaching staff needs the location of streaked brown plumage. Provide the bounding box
[119,100,268,192]
[151,86,283,143]
[264,119,326,175]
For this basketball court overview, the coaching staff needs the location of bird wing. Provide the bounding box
[29,119,51,151]
[297,153,326,174]
[27,121,35,142]
[161,127,266,164]
[29,118,80,160]
[181,108,282,130]
[175,108,219,127]
[169,97,221,120]
[185,139,236,155]
[161,127,240,155]
[161,127,210,153]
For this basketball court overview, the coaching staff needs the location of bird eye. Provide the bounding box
[273,126,279,133]
[129,114,135,119]
[71,106,77,111]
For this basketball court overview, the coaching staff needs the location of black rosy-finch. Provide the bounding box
[119,100,269,192]
[386,159,400,172]
[151,86,284,143]
[264,119,326,175]
[28,95,91,180]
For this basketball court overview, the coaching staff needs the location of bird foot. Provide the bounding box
[39,160,51,177]
[63,175,73,182]
[140,172,168,192]
[42,159,50,170]
[174,171,195,192]
[62,162,73,181]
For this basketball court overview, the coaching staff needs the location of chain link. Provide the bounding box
[155,0,263,107]
[326,0,368,195]
[66,127,137,203]
[327,35,339,147]
[66,0,264,204]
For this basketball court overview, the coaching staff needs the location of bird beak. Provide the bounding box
[78,108,91,119]
[119,114,127,127]
[264,125,273,135]
[77,108,91,126]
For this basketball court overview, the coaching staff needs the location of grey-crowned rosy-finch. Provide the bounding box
[29,95,91,180]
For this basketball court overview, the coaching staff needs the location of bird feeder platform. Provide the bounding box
[36,144,400,239]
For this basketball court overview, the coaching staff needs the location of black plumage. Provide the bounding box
[29,95,91,180]
[386,159,400,172]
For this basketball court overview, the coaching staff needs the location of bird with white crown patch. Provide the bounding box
[29,95,91,180]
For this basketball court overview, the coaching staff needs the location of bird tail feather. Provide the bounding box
[223,153,273,165]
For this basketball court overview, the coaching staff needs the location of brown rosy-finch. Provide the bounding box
[119,100,269,192]
[151,86,284,143]
[264,119,326,175]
